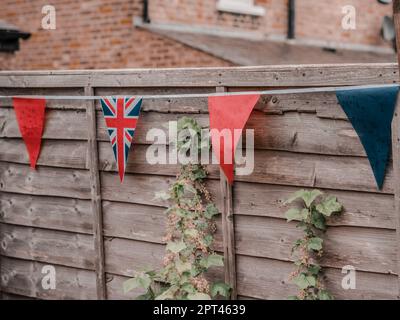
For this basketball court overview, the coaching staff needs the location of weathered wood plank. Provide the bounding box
[0,139,87,169]
[86,86,106,300]
[101,171,221,208]
[0,88,85,109]
[1,257,96,300]
[216,85,237,300]
[102,200,223,249]
[244,150,393,194]
[392,0,400,299]
[99,200,398,275]
[100,172,174,207]
[0,107,368,157]
[2,147,392,229]
[234,182,395,229]
[0,193,92,234]
[0,64,397,87]
[0,145,391,201]
[1,139,385,196]
[0,108,87,140]
[102,146,393,194]
[0,162,91,199]
[236,255,397,300]
[235,216,397,275]
[0,224,94,270]
[104,238,224,286]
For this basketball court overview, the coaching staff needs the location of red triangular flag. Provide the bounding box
[12,98,46,169]
[208,94,260,184]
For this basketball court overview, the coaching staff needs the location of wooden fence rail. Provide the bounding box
[0,64,399,300]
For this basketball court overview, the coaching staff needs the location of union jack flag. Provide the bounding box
[100,96,143,182]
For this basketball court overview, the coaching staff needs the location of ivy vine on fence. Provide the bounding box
[284,189,343,300]
[123,117,231,300]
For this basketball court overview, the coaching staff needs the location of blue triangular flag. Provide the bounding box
[336,86,399,190]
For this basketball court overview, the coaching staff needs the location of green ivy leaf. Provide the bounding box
[175,260,192,274]
[203,234,213,247]
[173,183,185,198]
[184,229,198,238]
[136,291,154,300]
[184,184,197,195]
[187,292,212,300]
[285,189,322,207]
[206,254,224,268]
[292,273,316,289]
[204,204,219,219]
[308,264,321,275]
[166,240,187,253]
[123,273,151,293]
[211,282,231,298]
[311,210,326,230]
[303,190,323,207]
[155,286,178,300]
[154,191,171,201]
[285,208,308,222]
[316,196,342,217]
[307,237,323,251]
[181,283,196,294]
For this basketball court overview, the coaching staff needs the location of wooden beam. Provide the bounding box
[215,86,237,299]
[0,64,398,88]
[392,0,400,300]
[85,86,107,299]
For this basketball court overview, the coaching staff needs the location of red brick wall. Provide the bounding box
[149,0,392,47]
[0,0,393,70]
[0,0,232,70]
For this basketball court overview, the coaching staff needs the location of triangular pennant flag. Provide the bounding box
[12,98,46,169]
[208,94,260,184]
[336,86,399,189]
[100,96,142,182]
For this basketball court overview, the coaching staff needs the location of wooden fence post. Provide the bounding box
[85,86,107,300]
[215,86,238,299]
[392,0,400,300]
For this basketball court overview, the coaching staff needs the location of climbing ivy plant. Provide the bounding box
[284,189,343,300]
[123,117,230,300]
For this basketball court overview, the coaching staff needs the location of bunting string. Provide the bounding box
[0,84,398,101]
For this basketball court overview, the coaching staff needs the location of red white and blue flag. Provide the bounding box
[100,96,143,182]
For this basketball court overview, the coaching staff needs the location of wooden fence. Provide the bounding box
[0,64,399,300]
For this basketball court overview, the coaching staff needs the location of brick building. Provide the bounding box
[0,0,396,70]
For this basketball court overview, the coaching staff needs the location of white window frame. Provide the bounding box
[216,0,266,16]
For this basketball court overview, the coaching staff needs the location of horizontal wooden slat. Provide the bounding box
[104,238,224,286]
[0,137,391,195]
[0,108,87,140]
[0,139,87,169]
[0,106,367,157]
[0,162,91,199]
[235,216,396,275]
[102,201,396,274]
[0,64,397,87]
[104,238,164,277]
[0,193,92,234]
[0,224,94,270]
[103,200,223,247]
[237,255,397,300]
[1,143,392,228]
[103,146,392,194]
[0,257,96,300]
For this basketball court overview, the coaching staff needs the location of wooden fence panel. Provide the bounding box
[0,64,399,300]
